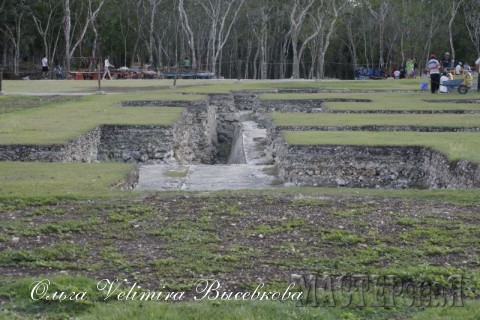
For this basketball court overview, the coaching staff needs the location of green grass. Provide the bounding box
[0,94,195,144]
[8,274,477,320]
[0,162,135,199]
[325,100,480,111]
[284,131,480,162]
[271,113,480,127]
[259,92,480,111]
[2,78,428,95]
[0,95,81,114]
[164,169,188,178]
[258,91,478,102]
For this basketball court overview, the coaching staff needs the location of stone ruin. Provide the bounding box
[0,90,479,189]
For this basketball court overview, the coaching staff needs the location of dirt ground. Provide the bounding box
[1,192,479,299]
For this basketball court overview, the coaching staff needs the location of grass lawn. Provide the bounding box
[284,131,480,162]
[0,95,82,114]
[0,162,135,199]
[324,99,480,112]
[3,78,427,95]
[271,113,480,127]
[2,274,480,319]
[0,94,197,144]
[259,92,480,110]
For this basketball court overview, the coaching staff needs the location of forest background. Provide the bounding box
[1,0,479,80]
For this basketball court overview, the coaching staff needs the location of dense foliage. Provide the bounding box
[1,0,479,79]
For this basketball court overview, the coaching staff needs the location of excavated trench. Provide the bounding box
[0,91,479,189]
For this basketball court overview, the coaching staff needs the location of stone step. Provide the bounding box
[136,164,276,191]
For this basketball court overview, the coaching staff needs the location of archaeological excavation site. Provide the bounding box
[1,90,479,190]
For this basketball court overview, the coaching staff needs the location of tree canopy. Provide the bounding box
[1,0,478,78]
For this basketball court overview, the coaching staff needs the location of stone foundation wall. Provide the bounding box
[0,100,217,165]
[259,99,325,113]
[121,100,205,108]
[277,144,480,189]
[173,103,218,164]
[0,127,101,162]
[233,93,259,110]
[98,125,175,163]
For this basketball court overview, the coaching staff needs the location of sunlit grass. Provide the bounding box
[0,162,135,199]
[259,91,478,104]
[0,94,191,144]
[325,100,480,111]
[3,78,428,95]
[284,131,480,162]
[271,113,480,127]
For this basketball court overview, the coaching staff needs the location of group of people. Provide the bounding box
[428,52,480,94]
[392,58,417,79]
[40,56,115,80]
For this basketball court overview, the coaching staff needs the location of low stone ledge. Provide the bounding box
[259,100,324,112]
[0,144,65,162]
[277,144,480,189]
[0,127,101,162]
[121,100,207,108]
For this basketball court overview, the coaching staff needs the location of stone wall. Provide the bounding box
[0,100,218,165]
[259,99,325,113]
[233,93,259,110]
[173,103,218,164]
[0,127,101,162]
[121,100,204,108]
[277,144,480,189]
[98,125,175,163]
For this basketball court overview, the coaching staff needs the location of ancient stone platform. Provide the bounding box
[136,120,277,191]
[136,164,275,191]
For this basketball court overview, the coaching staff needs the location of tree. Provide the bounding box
[447,0,464,62]
[1,0,26,74]
[198,0,245,75]
[313,0,345,79]
[30,0,61,61]
[463,0,480,56]
[288,0,315,78]
[62,0,105,71]
[178,0,197,68]
[143,0,162,65]
[363,0,391,69]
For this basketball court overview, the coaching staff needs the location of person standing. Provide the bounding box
[476,56,480,91]
[406,58,415,78]
[442,52,453,71]
[428,53,441,94]
[102,57,114,80]
[183,57,191,70]
[41,56,49,79]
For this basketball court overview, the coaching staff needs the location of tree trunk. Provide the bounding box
[289,0,314,78]
[178,0,197,68]
[448,0,464,61]
[62,0,104,72]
